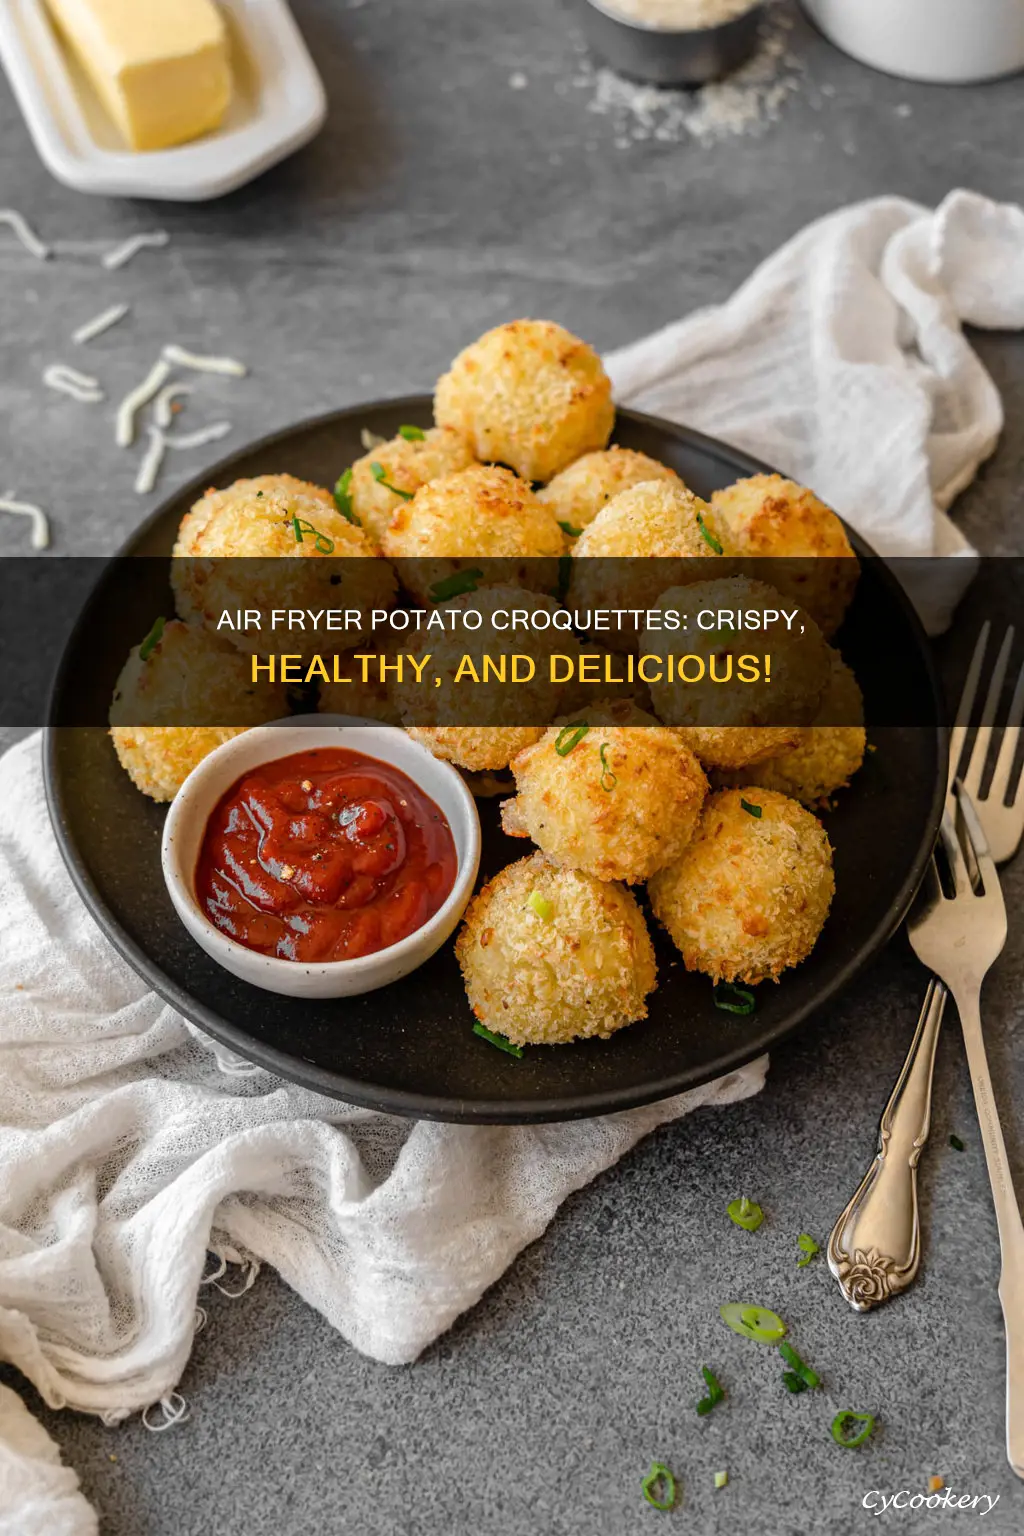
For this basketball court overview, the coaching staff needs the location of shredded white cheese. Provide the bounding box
[134,427,168,495]
[360,428,387,450]
[101,231,170,271]
[154,382,193,429]
[115,358,172,447]
[0,492,50,549]
[164,422,233,451]
[0,209,50,261]
[161,344,247,378]
[73,303,130,345]
[43,364,104,404]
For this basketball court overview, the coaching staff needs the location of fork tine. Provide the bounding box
[957,783,1001,900]
[989,653,1024,808]
[950,623,990,793]
[939,808,972,898]
[963,625,1014,801]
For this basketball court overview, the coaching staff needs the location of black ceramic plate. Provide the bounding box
[45,399,946,1123]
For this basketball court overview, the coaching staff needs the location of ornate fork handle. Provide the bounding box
[827,978,947,1309]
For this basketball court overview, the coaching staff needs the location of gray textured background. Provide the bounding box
[1,1,1024,1532]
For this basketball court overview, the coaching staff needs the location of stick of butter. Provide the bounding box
[44,0,233,152]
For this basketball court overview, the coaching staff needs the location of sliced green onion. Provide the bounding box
[696,511,723,555]
[555,722,589,756]
[727,1196,764,1232]
[429,567,483,601]
[599,742,618,792]
[950,1134,965,1152]
[720,1302,786,1344]
[740,798,762,818]
[370,461,414,499]
[472,1022,523,1058]
[640,1462,676,1512]
[332,467,360,524]
[831,1411,875,1448]
[779,1340,820,1389]
[697,1365,724,1415]
[796,1233,820,1267]
[782,1370,808,1395]
[714,1471,728,1490]
[138,616,166,662]
[713,982,756,1016]
[398,423,425,441]
[292,515,335,554]
[527,891,554,921]
[558,520,583,538]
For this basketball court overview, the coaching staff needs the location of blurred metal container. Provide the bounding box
[803,0,1024,83]
[576,0,764,87]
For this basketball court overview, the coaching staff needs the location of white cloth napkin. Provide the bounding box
[608,188,1024,632]
[0,1386,96,1536]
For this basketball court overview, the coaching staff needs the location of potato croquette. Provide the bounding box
[318,648,402,726]
[395,586,580,771]
[710,473,859,638]
[537,448,681,540]
[648,788,835,984]
[109,620,288,801]
[172,477,395,654]
[641,577,831,769]
[455,852,656,1045]
[716,651,866,805]
[348,426,475,546]
[501,717,707,883]
[558,644,654,716]
[434,319,614,482]
[381,464,564,603]
[569,480,725,649]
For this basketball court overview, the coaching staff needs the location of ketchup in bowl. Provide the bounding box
[194,747,458,964]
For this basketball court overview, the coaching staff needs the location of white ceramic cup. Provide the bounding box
[161,716,481,999]
[803,0,1024,83]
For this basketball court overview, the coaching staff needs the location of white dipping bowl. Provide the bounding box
[161,716,481,999]
[803,0,1024,84]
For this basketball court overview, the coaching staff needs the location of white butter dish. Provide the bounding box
[0,0,327,201]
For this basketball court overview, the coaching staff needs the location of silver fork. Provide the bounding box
[829,624,1024,1312]
[908,785,1023,1479]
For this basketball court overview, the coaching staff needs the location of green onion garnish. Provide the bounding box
[727,1196,764,1232]
[720,1303,786,1344]
[429,567,483,601]
[527,891,554,921]
[292,515,335,554]
[779,1341,820,1389]
[714,1471,728,1490]
[398,424,425,441]
[740,798,762,818]
[782,1371,808,1394]
[696,1365,725,1416]
[558,520,584,538]
[333,467,360,524]
[370,461,414,499]
[950,1134,965,1151]
[599,742,618,792]
[696,511,723,555]
[796,1233,820,1267]
[640,1463,676,1512]
[138,616,166,662]
[713,983,756,1016]
[555,722,589,756]
[831,1411,875,1449]
[472,1022,523,1058]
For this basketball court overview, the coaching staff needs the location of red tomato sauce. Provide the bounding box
[195,747,457,963]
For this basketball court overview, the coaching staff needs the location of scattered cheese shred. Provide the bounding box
[164,422,233,451]
[43,363,104,404]
[73,303,130,345]
[0,493,50,549]
[102,231,170,271]
[135,427,168,495]
[0,209,50,261]
[116,358,172,447]
[154,382,193,428]
[162,344,247,377]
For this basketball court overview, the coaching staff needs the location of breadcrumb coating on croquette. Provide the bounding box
[407,726,546,773]
[715,652,866,804]
[434,319,614,482]
[537,447,681,538]
[501,721,708,884]
[455,852,656,1045]
[648,788,834,985]
[710,473,858,638]
[172,474,335,553]
[109,620,288,801]
[348,426,475,546]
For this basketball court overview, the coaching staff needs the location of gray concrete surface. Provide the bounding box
[1,1,1023,1531]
